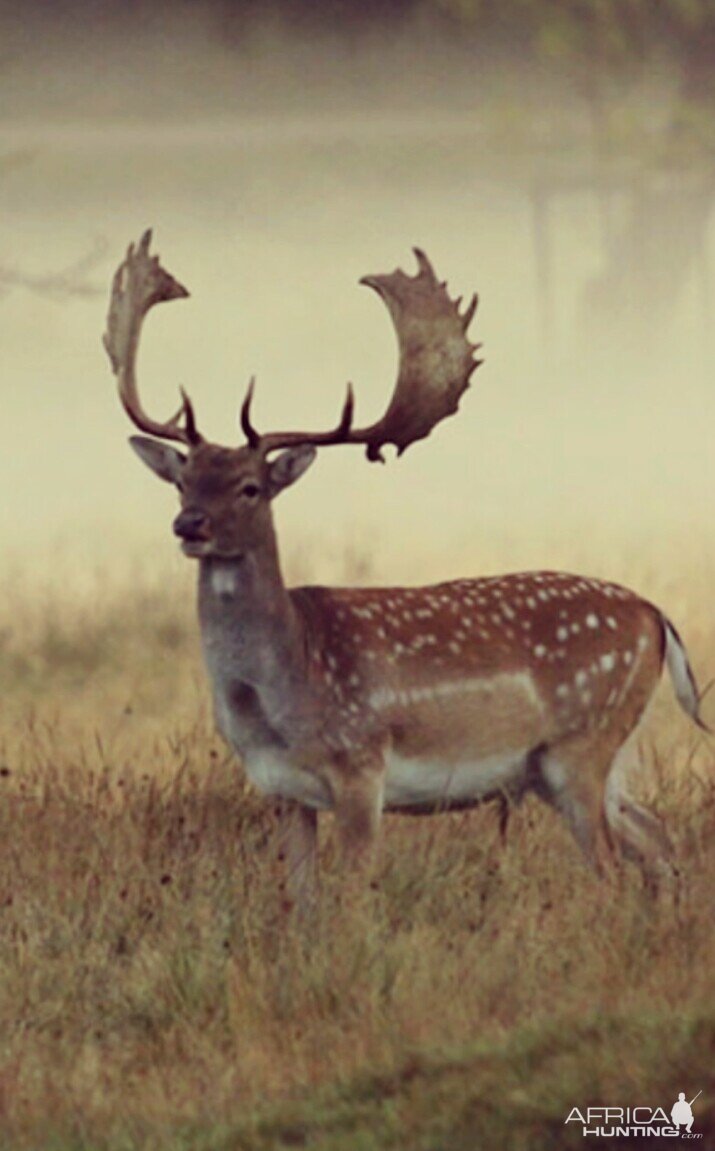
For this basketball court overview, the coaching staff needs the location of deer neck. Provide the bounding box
[197,531,304,690]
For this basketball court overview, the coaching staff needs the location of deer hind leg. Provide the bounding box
[536,734,616,877]
[605,743,676,896]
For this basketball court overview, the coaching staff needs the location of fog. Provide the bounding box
[2,4,714,585]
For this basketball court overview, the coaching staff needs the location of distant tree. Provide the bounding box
[432,0,715,144]
[428,0,715,349]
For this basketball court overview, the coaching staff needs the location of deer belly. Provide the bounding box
[243,751,332,809]
[384,748,528,810]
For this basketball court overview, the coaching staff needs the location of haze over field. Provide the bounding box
[2,1,714,589]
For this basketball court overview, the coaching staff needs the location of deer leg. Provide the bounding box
[538,737,616,878]
[497,794,510,844]
[610,797,677,898]
[328,759,385,877]
[276,801,318,913]
[605,747,677,898]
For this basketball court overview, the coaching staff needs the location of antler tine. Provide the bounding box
[461,293,479,331]
[240,376,261,449]
[179,387,201,444]
[241,381,357,455]
[238,250,481,463]
[335,382,355,437]
[104,229,202,447]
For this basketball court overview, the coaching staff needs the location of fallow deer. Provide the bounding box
[104,231,707,902]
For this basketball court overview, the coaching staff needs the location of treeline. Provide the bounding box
[220,0,715,103]
[20,0,715,107]
[215,1,711,58]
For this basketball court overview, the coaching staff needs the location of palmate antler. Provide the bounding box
[103,230,201,446]
[105,235,481,460]
[242,248,482,461]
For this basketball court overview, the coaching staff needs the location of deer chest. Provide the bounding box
[212,679,332,809]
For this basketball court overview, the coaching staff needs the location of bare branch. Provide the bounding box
[0,237,107,301]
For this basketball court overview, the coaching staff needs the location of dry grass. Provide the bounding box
[0,549,714,1150]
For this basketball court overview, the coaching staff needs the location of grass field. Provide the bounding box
[0,546,713,1150]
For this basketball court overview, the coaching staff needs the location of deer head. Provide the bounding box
[104,230,482,559]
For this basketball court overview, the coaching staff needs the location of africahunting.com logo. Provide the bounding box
[565,1091,702,1139]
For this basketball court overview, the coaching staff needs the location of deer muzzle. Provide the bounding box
[173,508,211,543]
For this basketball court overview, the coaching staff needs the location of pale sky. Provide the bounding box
[2,9,714,589]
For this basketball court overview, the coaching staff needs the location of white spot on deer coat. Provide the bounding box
[211,566,238,596]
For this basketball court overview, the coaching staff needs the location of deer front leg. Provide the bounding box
[275,801,318,913]
[328,757,385,878]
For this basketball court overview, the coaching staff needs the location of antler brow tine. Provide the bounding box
[240,376,261,449]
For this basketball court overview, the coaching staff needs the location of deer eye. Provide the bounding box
[239,483,260,499]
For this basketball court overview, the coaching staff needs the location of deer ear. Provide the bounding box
[266,445,317,498]
[130,436,186,485]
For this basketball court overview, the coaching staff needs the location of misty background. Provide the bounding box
[2,0,714,590]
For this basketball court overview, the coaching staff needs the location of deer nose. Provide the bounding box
[173,508,210,541]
